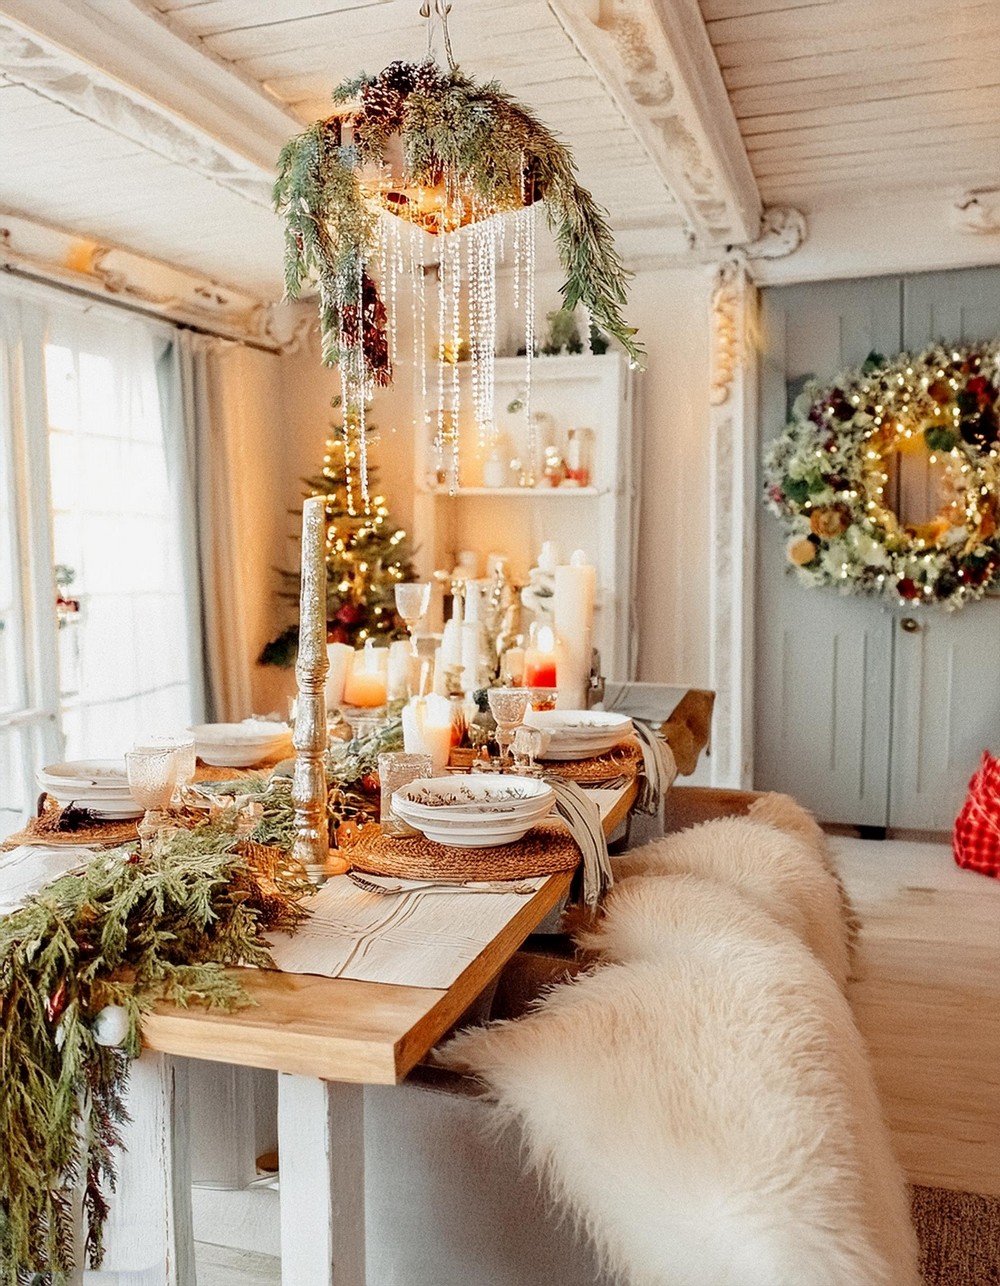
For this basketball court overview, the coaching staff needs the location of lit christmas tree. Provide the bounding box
[259,407,416,666]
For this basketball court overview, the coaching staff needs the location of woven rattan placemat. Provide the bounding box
[1,806,140,851]
[349,820,579,882]
[541,738,642,783]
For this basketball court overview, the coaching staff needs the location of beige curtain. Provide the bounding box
[162,332,285,722]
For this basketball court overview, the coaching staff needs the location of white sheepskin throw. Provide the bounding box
[612,804,852,989]
[442,876,920,1286]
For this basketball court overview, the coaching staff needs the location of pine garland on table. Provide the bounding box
[0,821,310,1285]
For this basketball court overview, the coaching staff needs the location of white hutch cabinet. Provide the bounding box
[411,352,638,681]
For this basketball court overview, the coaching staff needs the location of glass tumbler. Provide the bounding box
[378,751,433,838]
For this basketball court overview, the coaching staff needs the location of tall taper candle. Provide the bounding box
[293,497,342,883]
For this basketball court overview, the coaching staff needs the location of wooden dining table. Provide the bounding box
[134,781,638,1286]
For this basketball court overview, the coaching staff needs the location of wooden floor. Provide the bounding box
[832,836,1000,1198]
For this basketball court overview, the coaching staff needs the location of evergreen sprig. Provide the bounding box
[273,59,644,378]
[0,823,309,1284]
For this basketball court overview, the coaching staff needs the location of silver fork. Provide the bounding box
[347,871,536,896]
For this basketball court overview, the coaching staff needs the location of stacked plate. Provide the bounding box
[524,710,634,761]
[188,720,291,767]
[36,760,142,819]
[391,775,555,848]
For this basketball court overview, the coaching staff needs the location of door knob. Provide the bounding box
[899,616,920,633]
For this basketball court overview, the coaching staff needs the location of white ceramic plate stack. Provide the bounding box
[36,760,143,819]
[524,710,634,761]
[391,775,555,847]
[188,720,292,767]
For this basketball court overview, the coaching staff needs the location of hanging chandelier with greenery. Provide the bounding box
[274,10,643,498]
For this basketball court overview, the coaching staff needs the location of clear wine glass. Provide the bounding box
[486,686,531,767]
[394,581,432,653]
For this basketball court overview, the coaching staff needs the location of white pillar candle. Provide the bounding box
[325,642,353,711]
[401,693,453,772]
[538,540,560,573]
[387,639,411,700]
[554,549,596,711]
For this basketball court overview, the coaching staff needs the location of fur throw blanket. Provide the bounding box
[441,801,919,1286]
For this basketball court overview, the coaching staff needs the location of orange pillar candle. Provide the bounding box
[343,640,388,707]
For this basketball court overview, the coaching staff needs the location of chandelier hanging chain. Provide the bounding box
[420,0,456,71]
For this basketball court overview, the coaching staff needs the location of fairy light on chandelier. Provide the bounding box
[274,0,642,505]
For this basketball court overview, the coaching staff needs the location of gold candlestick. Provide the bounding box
[292,497,347,883]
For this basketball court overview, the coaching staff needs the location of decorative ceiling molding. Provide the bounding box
[951,188,1000,235]
[547,0,761,248]
[0,209,311,352]
[0,15,278,208]
[0,0,296,164]
[744,206,808,261]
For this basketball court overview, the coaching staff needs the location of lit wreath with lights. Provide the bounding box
[763,343,1000,608]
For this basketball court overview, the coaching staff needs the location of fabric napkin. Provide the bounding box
[542,776,612,907]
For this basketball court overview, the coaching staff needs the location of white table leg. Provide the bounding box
[277,1074,365,1286]
[85,1052,195,1286]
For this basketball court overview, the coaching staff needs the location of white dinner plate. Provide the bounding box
[37,760,130,790]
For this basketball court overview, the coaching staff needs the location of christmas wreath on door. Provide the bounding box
[763,343,1000,608]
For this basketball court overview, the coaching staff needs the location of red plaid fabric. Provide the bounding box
[953,751,1000,878]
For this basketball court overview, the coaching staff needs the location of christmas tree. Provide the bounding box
[259,408,416,666]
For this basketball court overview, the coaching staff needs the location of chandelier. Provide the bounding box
[275,0,642,501]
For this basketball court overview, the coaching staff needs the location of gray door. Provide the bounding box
[755,268,1000,830]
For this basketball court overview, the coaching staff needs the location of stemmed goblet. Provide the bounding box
[487,686,531,768]
[394,581,432,654]
[125,747,179,850]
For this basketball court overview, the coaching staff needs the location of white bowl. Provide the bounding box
[393,796,554,829]
[525,710,633,734]
[189,721,290,745]
[392,776,553,818]
[189,721,290,766]
[413,821,538,847]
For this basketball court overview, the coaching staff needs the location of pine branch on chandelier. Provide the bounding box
[274,39,643,495]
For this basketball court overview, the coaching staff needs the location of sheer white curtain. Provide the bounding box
[44,305,200,757]
[0,279,205,833]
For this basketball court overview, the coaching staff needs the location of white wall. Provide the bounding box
[259,259,717,700]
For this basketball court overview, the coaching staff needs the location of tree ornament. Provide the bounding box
[91,1004,130,1048]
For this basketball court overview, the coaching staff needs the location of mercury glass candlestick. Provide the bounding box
[292,497,347,884]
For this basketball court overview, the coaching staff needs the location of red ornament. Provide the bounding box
[896,578,919,600]
[335,602,364,626]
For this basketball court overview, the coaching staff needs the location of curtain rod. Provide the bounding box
[1,263,284,355]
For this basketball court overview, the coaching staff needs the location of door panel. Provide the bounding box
[754,279,902,825]
[756,268,1000,832]
[891,266,1000,828]
[890,606,999,830]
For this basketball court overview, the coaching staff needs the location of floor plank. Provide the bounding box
[832,837,1000,1197]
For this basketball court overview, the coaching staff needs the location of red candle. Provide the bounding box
[524,625,557,687]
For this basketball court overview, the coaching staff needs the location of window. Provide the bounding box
[0,285,199,837]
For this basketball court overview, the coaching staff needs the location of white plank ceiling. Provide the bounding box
[701,0,1000,206]
[2,0,1000,299]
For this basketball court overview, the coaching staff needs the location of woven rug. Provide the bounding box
[912,1185,1000,1285]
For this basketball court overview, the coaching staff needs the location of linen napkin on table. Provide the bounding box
[629,720,678,815]
[542,776,612,907]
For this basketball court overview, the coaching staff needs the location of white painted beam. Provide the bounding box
[547,0,761,248]
[0,0,297,174]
